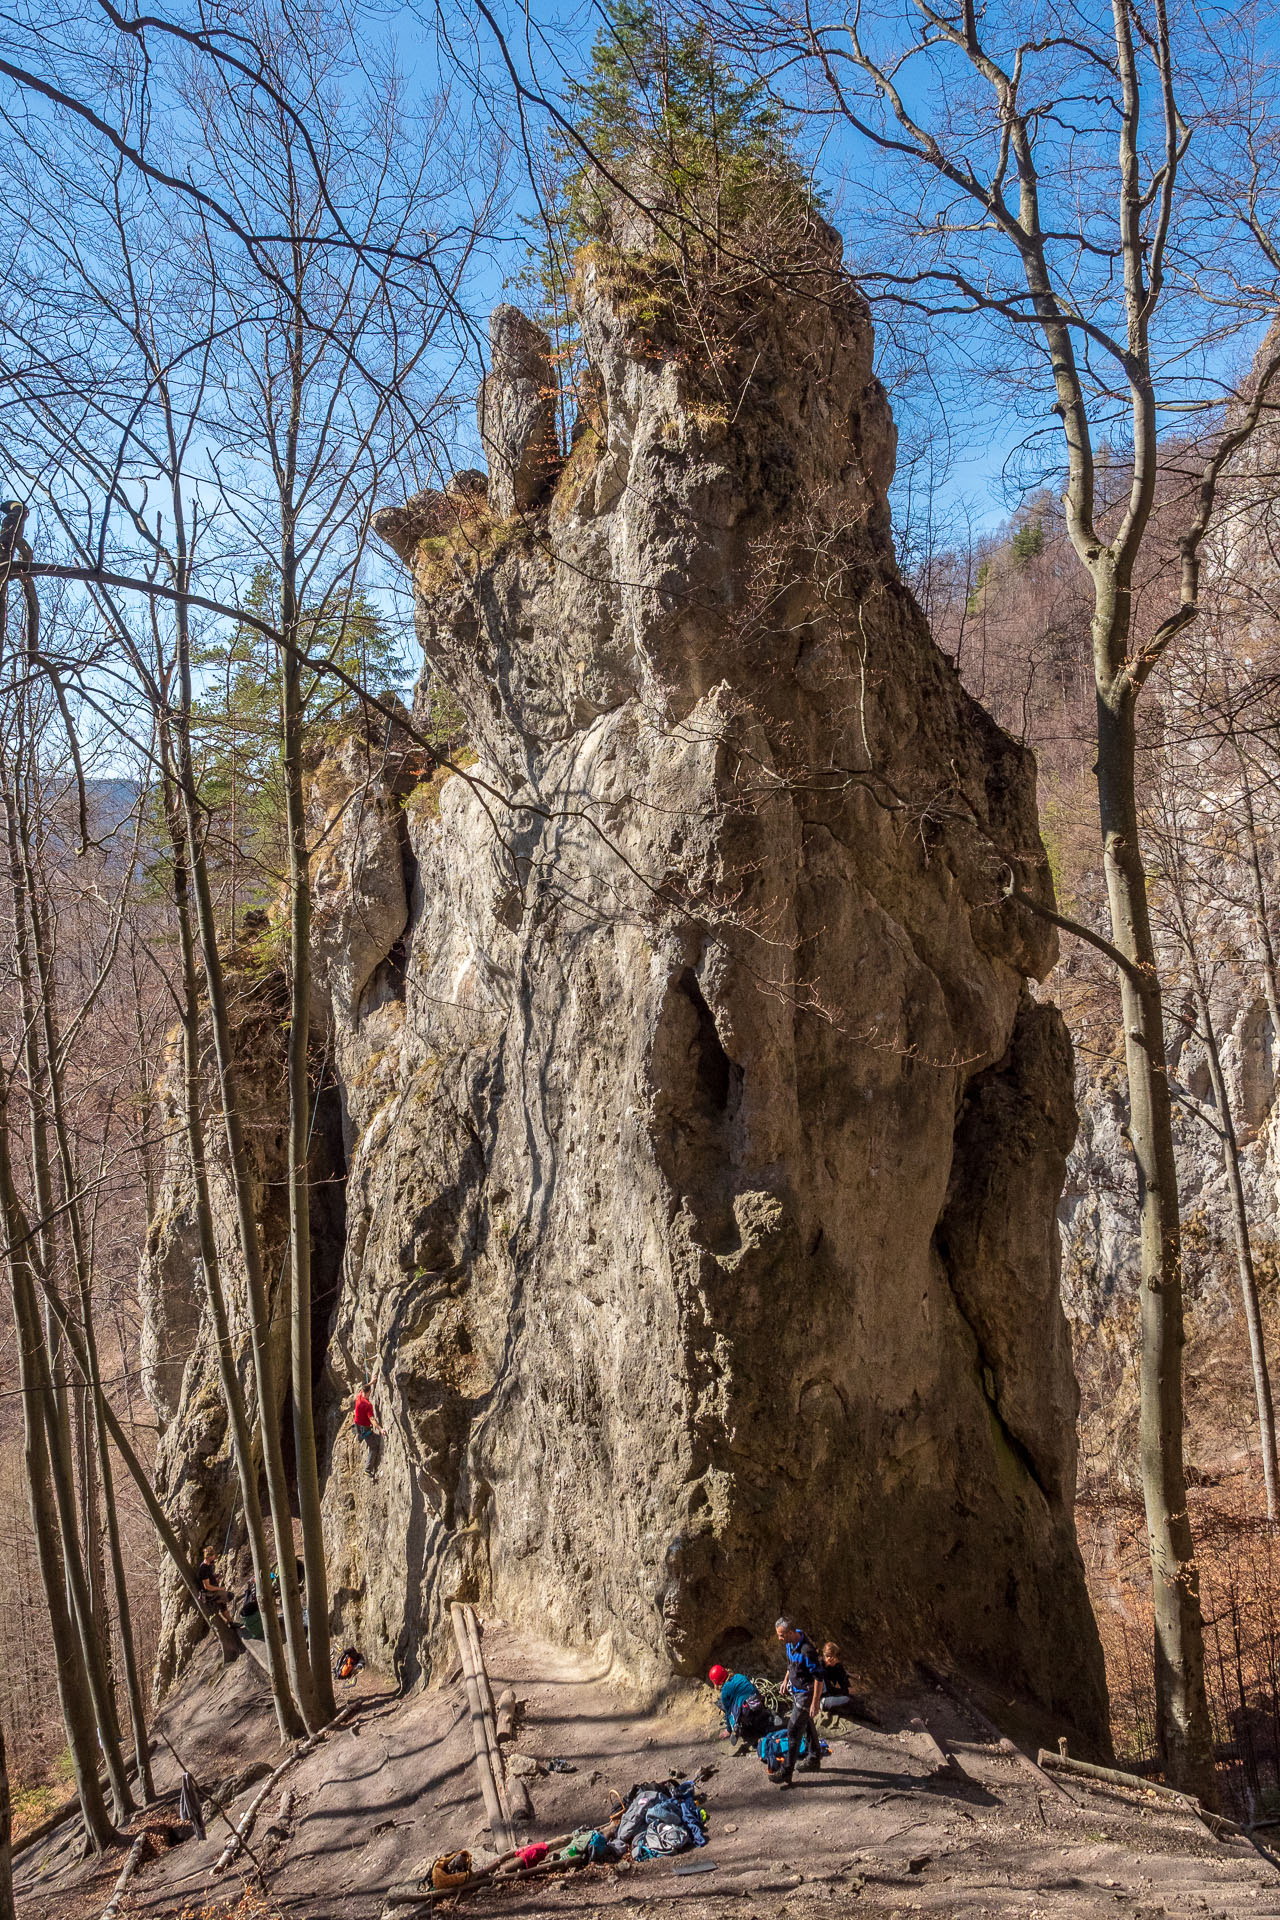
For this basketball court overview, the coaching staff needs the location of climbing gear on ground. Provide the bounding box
[430,1850,472,1889]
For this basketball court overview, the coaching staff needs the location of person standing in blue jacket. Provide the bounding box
[774,1617,824,1786]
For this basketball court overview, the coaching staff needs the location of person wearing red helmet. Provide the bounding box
[709,1665,769,1750]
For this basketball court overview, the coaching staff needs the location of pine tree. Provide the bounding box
[193,567,406,926]
[523,0,813,378]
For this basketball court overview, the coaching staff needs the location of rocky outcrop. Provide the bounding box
[325,237,1105,1730]
[475,306,561,519]
[143,225,1107,1737]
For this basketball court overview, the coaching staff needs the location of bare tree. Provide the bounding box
[0,0,495,1743]
[673,0,1280,1798]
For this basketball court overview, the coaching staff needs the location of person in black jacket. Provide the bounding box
[774,1617,823,1786]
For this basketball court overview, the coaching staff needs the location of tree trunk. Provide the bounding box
[15,818,146,1783]
[34,1275,243,1664]
[1,787,133,1821]
[0,1103,116,1853]
[1096,677,1217,1806]
[159,740,305,1744]
[1184,970,1279,1520]
[171,602,320,1732]
[0,1716,14,1920]
[97,1394,154,1798]
[281,574,335,1723]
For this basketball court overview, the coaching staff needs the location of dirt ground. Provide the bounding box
[14,1623,1280,1920]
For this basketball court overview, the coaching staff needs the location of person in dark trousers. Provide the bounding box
[197,1548,233,1623]
[239,1578,265,1640]
[351,1383,383,1475]
[774,1616,824,1786]
[709,1665,771,1751]
[819,1640,856,1720]
[817,1640,881,1727]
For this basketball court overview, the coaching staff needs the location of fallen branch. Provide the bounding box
[99,1834,146,1920]
[1038,1749,1244,1842]
[214,1703,361,1874]
[263,1788,295,1846]
[156,1730,267,1888]
[495,1687,518,1742]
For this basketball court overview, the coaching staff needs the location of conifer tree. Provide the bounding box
[524,0,814,410]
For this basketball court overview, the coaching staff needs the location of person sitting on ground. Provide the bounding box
[709,1665,771,1751]
[351,1383,383,1475]
[197,1547,233,1623]
[774,1616,824,1787]
[819,1641,856,1720]
[817,1641,881,1727]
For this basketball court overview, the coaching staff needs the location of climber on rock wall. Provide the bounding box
[351,1383,383,1476]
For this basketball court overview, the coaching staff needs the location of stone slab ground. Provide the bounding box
[14,1623,1280,1920]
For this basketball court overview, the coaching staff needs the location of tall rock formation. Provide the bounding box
[142,223,1108,1737]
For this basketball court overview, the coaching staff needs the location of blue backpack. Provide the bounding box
[757,1726,825,1771]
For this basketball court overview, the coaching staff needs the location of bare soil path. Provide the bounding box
[14,1623,1280,1919]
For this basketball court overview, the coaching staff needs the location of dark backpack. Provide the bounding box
[730,1688,766,1736]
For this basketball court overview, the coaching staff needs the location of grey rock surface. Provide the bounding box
[475,305,561,519]
[143,235,1107,1739]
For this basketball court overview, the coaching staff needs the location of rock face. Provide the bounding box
[475,305,561,519]
[144,232,1107,1737]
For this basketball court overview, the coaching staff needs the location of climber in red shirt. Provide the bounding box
[351,1383,383,1476]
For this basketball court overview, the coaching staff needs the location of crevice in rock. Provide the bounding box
[933,1218,1053,1506]
[652,968,744,1247]
[680,968,736,1114]
[310,1058,349,1403]
[357,802,419,1017]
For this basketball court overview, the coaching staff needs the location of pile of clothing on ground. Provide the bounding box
[556,1775,710,1866]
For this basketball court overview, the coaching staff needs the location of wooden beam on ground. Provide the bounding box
[1038,1749,1245,1843]
[908,1714,961,1778]
[98,1834,146,1920]
[450,1604,516,1853]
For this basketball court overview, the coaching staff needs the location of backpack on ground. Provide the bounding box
[731,1691,770,1742]
[757,1723,822,1772]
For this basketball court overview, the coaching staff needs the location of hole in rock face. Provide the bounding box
[678,968,734,1114]
[650,967,743,1249]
